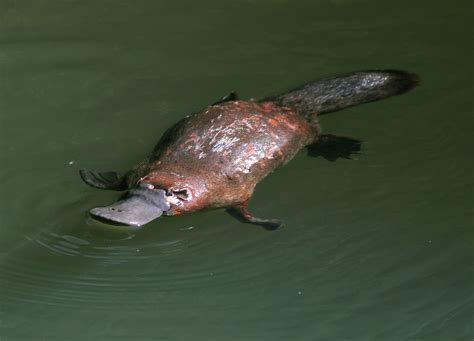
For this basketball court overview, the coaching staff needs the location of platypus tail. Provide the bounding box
[261,70,419,119]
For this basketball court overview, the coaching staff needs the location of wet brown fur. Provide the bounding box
[126,100,319,216]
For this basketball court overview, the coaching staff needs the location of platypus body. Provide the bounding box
[81,70,419,229]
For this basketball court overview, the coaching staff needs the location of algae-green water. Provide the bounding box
[0,1,472,340]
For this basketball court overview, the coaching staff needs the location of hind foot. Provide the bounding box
[307,134,361,161]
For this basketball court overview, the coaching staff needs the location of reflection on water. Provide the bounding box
[1,0,472,340]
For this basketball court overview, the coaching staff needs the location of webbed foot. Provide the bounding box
[227,201,282,230]
[212,91,240,105]
[79,170,127,191]
[307,134,361,161]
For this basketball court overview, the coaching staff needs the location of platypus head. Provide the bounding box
[89,171,209,227]
[89,182,171,227]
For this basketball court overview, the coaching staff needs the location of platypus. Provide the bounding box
[80,70,419,229]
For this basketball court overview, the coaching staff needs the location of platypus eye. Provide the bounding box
[167,188,192,201]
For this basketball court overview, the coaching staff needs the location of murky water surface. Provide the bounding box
[0,1,472,340]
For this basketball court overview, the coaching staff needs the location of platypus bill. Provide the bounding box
[80,70,419,229]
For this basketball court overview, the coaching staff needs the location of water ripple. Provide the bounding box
[0,219,294,309]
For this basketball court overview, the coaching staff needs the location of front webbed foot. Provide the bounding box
[79,170,127,191]
[227,201,282,230]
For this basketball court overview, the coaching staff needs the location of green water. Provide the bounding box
[1,1,472,340]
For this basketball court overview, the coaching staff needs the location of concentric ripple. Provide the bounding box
[0,207,298,309]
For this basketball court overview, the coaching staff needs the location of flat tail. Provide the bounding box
[262,70,420,118]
